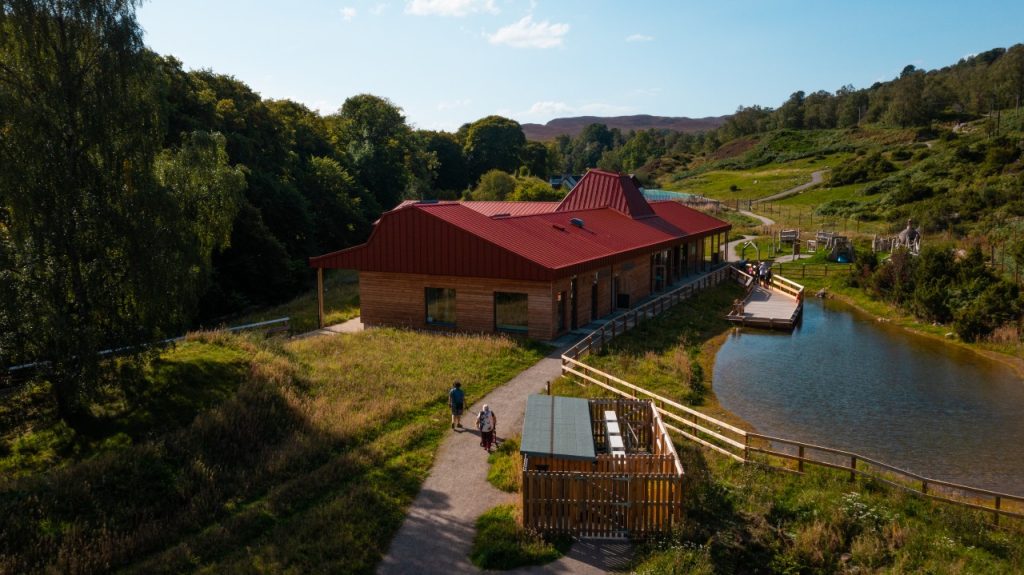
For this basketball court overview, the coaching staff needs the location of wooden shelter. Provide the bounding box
[520,395,685,539]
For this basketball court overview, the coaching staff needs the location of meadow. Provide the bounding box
[0,328,545,574]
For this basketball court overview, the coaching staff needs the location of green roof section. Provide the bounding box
[520,395,596,461]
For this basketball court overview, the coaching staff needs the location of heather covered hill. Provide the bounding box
[522,114,729,141]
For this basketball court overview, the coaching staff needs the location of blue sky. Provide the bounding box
[138,0,1024,131]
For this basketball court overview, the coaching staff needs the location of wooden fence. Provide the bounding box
[521,469,685,538]
[522,399,686,538]
[772,262,856,279]
[559,267,1024,525]
[2,317,291,392]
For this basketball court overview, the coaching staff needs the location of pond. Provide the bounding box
[713,298,1024,495]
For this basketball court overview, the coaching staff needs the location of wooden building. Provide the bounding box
[520,395,685,538]
[309,169,730,340]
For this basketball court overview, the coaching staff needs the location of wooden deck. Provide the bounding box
[727,273,804,330]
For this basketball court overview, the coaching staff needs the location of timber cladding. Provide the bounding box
[360,252,662,340]
[359,271,556,339]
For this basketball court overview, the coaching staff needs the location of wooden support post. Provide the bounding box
[316,267,325,329]
[921,480,928,495]
[546,380,551,395]
[798,445,805,473]
[995,496,1001,526]
[849,456,857,481]
[743,434,750,462]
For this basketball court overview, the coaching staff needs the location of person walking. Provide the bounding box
[448,381,465,430]
[477,404,497,451]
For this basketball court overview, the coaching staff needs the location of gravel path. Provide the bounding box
[378,342,632,575]
[752,169,826,203]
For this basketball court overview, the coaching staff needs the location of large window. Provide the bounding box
[495,292,528,333]
[425,287,456,326]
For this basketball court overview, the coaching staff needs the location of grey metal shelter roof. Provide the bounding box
[520,395,596,461]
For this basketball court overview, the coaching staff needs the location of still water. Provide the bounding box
[713,298,1024,494]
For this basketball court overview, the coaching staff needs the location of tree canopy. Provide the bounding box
[0,0,243,418]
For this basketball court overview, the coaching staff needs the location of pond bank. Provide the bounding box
[713,298,1024,495]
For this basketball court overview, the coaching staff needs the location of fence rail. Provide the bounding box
[560,268,1024,525]
[772,262,855,279]
[3,317,291,388]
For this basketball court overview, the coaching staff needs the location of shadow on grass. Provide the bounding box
[0,345,452,574]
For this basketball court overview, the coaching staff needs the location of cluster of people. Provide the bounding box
[447,381,499,452]
[745,260,773,287]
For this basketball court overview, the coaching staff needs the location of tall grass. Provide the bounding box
[227,269,360,335]
[580,284,743,407]
[469,504,570,570]
[633,445,1024,573]
[0,328,545,574]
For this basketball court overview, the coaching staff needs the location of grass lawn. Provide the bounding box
[662,155,851,202]
[0,328,546,574]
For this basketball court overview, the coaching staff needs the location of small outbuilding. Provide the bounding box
[519,395,685,539]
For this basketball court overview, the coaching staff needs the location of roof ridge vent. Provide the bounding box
[493,212,511,218]
[570,217,584,228]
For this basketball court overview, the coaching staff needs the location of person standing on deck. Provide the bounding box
[477,404,497,451]
[448,381,465,430]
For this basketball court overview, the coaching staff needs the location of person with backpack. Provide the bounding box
[477,404,497,451]
[448,381,465,430]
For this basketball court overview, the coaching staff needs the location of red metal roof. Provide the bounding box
[388,200,558,217]
[311,171,730,281]
[555,169,655,218]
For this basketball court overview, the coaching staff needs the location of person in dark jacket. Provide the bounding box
[448,381,465,430]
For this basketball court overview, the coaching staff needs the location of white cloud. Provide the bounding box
[405,0,498,17]
[370,3,390,15]
[525,101,574,116]
[487,15,569,49]
[520,101,633,119]
[340,7,357,21]
[625,33,654,42]
[437,98,473,110]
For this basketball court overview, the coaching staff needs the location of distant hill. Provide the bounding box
[521,114,729,141]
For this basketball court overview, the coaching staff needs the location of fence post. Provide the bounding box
[921,480,928,495]
[743,434,750,462]
[798,445,805,473]
[995,496,1002,526]
[546,380,551,395]
[849,456,857,481]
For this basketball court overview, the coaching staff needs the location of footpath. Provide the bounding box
[377,339,632,575]
[298,319,632,573]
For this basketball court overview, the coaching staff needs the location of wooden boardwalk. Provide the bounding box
[727,273,804,330]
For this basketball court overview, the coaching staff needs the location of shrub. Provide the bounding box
[469,505,570,569]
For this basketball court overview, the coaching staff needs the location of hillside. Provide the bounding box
[0,329,545,573]
[521,114,729,141]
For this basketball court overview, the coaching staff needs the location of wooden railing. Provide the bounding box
[745,433,1024,523]
[772,262,855,278]
[3,317,291,389]
[559,269,1024,524]
[563,357,748,464]
[562,265,735,361]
